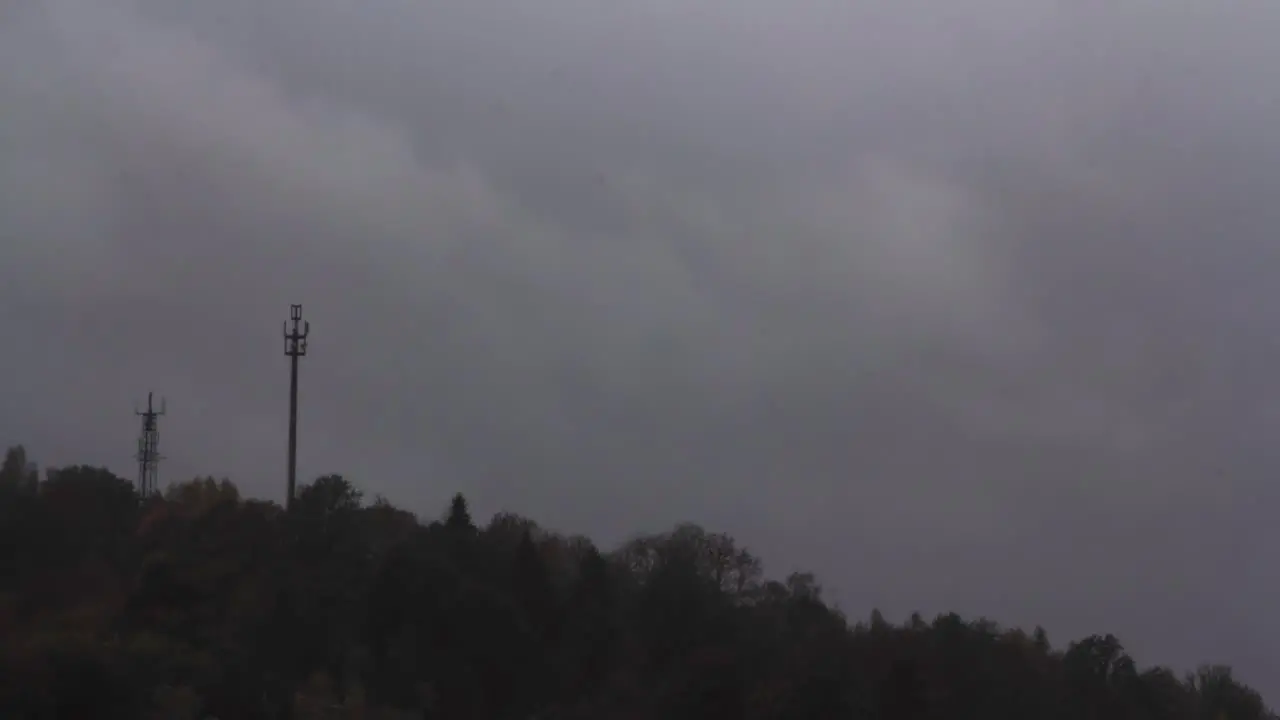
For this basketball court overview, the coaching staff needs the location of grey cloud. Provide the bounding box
[4,0,1280,698]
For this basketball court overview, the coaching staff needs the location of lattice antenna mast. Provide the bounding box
[283,304,310,511]
[135,391,166,497]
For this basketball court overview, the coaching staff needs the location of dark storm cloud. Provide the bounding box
[4,0,1280,697]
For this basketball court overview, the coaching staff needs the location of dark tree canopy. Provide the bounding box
[0,443,1272,719]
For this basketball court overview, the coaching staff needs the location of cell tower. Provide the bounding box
[283,304,310,511]
[135,391,166,497]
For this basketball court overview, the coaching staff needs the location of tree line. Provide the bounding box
[0,444,1273,719]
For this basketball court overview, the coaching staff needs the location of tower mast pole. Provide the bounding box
[283,304,310,510]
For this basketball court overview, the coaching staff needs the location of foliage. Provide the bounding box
[0,443,1272,719]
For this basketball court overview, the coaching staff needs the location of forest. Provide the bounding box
[0,444,1273,719]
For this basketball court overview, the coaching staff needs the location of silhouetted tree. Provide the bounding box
[0,444,1273,720]
[445,491,474,533]
[0,445,37,494]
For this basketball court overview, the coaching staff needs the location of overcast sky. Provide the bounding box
[3,0,1280,697]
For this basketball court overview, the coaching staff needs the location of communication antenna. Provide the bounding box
[283,304,310,510]
[135,392,166,497]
